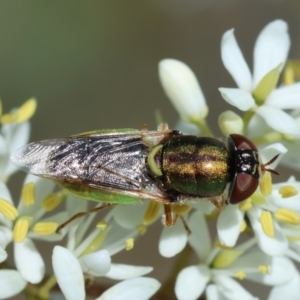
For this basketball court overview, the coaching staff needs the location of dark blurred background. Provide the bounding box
[3,1,300,299]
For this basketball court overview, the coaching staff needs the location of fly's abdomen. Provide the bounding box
[148,136,233,197]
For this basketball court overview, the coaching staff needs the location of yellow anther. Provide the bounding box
[172,204,191,215]
[260,173,272,196]
[80,227,110,257]
[41,193,61,211]
[283,64,295,85]
[260,210,274,238]
[13,217,30,243]
[125,238,134,251]
[258,264,269,274]
[235,270,246,280]
[240,220,247,232]
[1,112,17,124]
[136,224,147,235]
[1,98,37,124]
[33,222,58,235]
[275,208,300,225]
[212,250,243,269]
[239,198,252,212]
[96,220,107,230]
[143,201,161,225]
[21,182,35,206]
[16,98,37,122]
[279,185,298,198]
[0,198,18,220]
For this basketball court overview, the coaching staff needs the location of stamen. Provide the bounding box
[258,264,269,274]
[13,217,31,243]
[260,211,274,238]
[0,198,18,220]
[96,220,107,230]
[240,220,247,232]
[143,201,161,225]
[212,250,243,268]
[15,98,37,123]
[136,224,147,235]
[239,198,252,212]
[260,173,272,196]
[21,182,35,206]
[41,193,61,211]
[125,238,134,251]
[33,222,58,235]
[235,270,246,280]
[275,208,300,225]
[279,185,298,198]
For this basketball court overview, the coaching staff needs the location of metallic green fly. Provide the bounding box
[10,124,278,230]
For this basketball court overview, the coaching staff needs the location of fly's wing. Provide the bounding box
[11,129,177,203]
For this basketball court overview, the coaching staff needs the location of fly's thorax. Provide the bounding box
[227,134,261,204]
[147,135,234,199]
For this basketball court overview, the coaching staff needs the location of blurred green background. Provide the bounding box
[3,0,300,140]
[3,1,300,299]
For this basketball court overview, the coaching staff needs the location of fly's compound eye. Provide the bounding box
[228,134,260,205]
[229,173,259,204]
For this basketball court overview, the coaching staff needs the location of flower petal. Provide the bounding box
[247,206,288,256]
[106,264,153,280]
[253,20,290,89]
[221,29,252,91]
[79,249,111,276]
[213,275,257,300]
[268,265,300,300]
[96,277,160,300]
[175,265,210,300]
[113,204,144,229]
[256,106,300,136]
[158,59,208,121]
[219,88,255,111]
[159,219,188,257]
[52,246,85,300]
[0,225,12,248]
[188,211,211,260]
[217,205,243,247]
[247,256,295,285]
[266,83,300,109]
[0,269,27,299]
[14,238,45,283]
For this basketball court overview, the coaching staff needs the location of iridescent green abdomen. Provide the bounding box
[148,136,234,198]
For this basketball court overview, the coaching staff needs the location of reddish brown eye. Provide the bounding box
[230,134,258,151]
[229,173,259,204]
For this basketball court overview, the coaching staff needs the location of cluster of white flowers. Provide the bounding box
[1,19,300,300]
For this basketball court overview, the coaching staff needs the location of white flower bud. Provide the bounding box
[218,110,244,135]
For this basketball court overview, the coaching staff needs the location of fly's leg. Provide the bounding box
[56,203,115,233]
[163,204,191,235]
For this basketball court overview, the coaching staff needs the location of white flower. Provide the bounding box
[219,20,300,137]
[158,59,209,127]
[0,269,27,299]
[52,199,156,300]
[96,277,161,300]
[175,211,295,300]
[217,172,300,257]
[0,174,66,284]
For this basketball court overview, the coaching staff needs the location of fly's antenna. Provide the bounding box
[261,154,280,175]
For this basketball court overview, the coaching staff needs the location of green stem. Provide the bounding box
[38,275,57,299]
[192,118,213,136]
[242,110,255,134]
